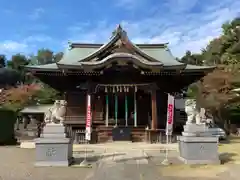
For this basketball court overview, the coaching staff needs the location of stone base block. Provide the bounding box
[183,124,207,132]
[35,138,73,167]
[35,161,70,167]
[182,131,213,137]
[178,136,220,165]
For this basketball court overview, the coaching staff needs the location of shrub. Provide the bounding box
[0,108,17,145]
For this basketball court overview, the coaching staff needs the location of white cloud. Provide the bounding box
[163,0,199,13]
[67,20,116,43]
[0,41,28,53]
[114,0,144,10]
[0,34,53,56]
[24,35,52,43]
[67,0,240,57]
[29,8,45,20]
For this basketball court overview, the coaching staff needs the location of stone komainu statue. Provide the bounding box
[185,99,197,124]
[44,100,67,124]
[185,99,206,125]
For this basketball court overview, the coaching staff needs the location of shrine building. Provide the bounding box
[25,25,215,143]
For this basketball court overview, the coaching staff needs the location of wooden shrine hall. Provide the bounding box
[25,25,215,143]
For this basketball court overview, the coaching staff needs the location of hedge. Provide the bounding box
[0,108,17,145]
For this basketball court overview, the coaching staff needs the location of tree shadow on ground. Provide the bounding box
[72,152,126,165]
[219,152,238,164]
[220,136,240,144]
[114,156,150,163]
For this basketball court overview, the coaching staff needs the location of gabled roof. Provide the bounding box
[56,25,186,70]
[25,24,215,73]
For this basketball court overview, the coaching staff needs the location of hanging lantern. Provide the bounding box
[113,86,115,93]
[120,86,122,92]
[105,86,108,93]
[135,86,137,92]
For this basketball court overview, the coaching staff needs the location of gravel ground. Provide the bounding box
[0,146,92,180]
[0,146,227,180]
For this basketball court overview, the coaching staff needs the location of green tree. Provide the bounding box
[186,17,240,134]
[31,84,62,104]
[54,52,63,62]
[36,49,54,65]
[7,54,29,70]
[202,38,223,65]
[0,68,22,86]
[188,65,240,133]
[180,50,203,65]
[0,55,6,67]
[203,17,240,65]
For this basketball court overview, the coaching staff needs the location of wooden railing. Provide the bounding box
[65,125,97,144]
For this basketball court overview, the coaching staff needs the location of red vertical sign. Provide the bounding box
[85,94,92,141]
[166,94,175,135]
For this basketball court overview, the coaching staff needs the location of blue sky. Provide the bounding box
[0,0,239,58]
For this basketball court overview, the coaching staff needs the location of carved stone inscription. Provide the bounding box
[46,147,57,157]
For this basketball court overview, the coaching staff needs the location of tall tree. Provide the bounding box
[54,52,64,62]
[36,49,54,65]
[0,54,6,67]
[180,50,203,65]
[0,68,22,87]
[1,84,41,111]
[202,17,240,65]
[7,54,29,70]
[202,38,223,65]
[190,65,240,133]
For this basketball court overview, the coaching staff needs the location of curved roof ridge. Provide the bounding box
[77,25,163,63]
[79,52,163,69]
[79,26,122,62]
[69,43,169,49]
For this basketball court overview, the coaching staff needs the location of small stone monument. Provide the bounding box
[177,99,220,164]
[35,100,73,167]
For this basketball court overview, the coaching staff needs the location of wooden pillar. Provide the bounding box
[151,89,157,130]
[134,90,137,127]
[92,94,95,123]
[125,94,128,126]
[105,94,109,127]
[114,94,118,125]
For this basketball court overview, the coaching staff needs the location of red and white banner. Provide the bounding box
[85,94,92,141]
[166,94,175,135]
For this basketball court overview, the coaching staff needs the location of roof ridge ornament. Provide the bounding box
[111,24,126,39]
[68,41,72,50]
[116,24,123,33]
[112,24,131,49]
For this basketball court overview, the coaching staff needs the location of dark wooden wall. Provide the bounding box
[65,92,86,124]
[65,92,105,125]
[64,90,184,129]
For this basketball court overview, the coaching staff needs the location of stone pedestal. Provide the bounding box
[177,123,220,165]
[182,124,213,137]
[35,123,73,167]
